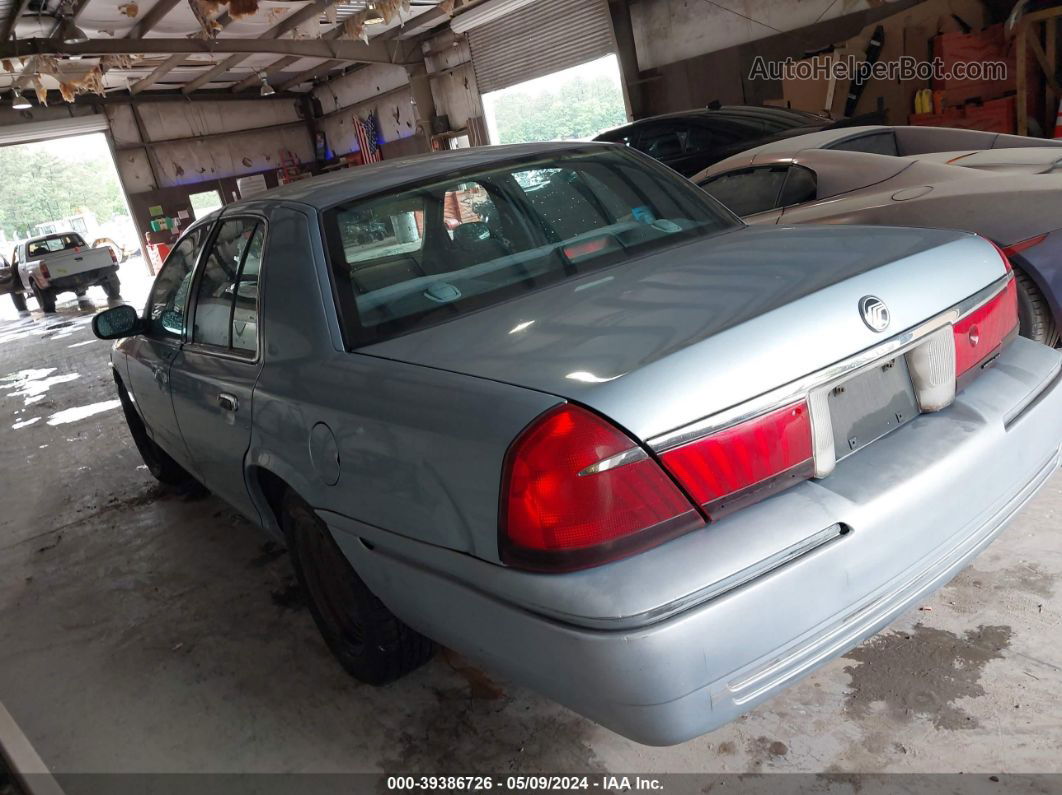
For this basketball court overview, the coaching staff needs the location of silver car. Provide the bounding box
[692,125,1062,346]
[92,142,1062,745]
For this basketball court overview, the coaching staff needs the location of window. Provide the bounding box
[27,234,85,257]
[145,227,207,339]
[826,131,898,156]
[189,190,224,221]
[778,165,818,207]
[699,166,790,217]
[192,218,261,355]
[636,125,685,160]
[324,147,739,346]
[232,225,264,354]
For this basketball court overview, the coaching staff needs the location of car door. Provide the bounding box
[169,216,265,520]
[125,226,209,472]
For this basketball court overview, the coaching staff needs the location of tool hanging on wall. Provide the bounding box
[844,25,885,118]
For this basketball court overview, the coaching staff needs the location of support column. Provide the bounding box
[405,62,438,152]
[608,0,643,121]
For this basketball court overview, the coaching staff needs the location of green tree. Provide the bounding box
[492,74,628,144]
[0,143,128,241]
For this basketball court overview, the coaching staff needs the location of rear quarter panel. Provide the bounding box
[247,205,560,560]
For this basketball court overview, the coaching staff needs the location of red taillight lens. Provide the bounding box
[501,404,701,571]
[1002,234,1047,261]
[660,402,813,518]
[954,279,1018,378]
[39,262,50,279]
[109,247,118,264]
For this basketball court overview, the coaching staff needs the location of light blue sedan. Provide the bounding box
[93,142,1062,745]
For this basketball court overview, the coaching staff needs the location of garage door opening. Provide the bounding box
[0,131,144,322]
[482,54,628,145]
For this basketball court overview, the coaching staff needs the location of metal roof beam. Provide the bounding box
[0,36,406,60]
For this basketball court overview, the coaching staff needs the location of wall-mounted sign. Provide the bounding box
[149,205,164,217]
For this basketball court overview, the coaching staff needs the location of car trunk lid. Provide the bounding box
[362,224,1007,443]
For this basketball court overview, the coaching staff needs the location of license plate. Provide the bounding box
[828,356,919,461]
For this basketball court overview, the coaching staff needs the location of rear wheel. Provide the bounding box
[282,491,434,684]
[1015,268,1059,347]
[10,292,27,312]
[103,273,122,300]
[116,380,197,486]
[30,280,55,313]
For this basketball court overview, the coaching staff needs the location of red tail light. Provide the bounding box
[501,404,702,571]
[39,263,50,279]
[954,278,1018,378]
[659,402,813,518]
[1002,234,1047,261]
[108,247,118,264]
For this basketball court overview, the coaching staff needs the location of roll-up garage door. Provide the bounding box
[466,0,615,95]
[0,113,109,148]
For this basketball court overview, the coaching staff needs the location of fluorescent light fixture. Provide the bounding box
[364,1,385,24]
[11,89,30,110]
[258,73,275,97]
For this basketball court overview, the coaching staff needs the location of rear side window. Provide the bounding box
[779,165,818,206]
[324,148,739,347]
[699,166,789,216]
[826,131,898,156]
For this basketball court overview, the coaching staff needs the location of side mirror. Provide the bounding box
[93,304,141,340]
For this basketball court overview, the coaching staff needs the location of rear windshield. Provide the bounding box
[27,233,85,257]
[323,148,740,346]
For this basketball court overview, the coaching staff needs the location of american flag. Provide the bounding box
[353,112,381,163]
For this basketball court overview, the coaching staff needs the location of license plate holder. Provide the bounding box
[828,356,919,461]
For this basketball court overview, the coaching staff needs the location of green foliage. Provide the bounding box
[0,143,128,240]
[491,74,627,145]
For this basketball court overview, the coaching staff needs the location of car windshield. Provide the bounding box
[324,148,740,346]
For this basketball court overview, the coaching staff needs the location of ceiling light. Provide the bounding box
[11,89,30,110]
[56,16,89,45]
[364,1,385,24]
[258,73,275,97]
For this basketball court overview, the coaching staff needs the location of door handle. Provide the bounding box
[151,364,167,386]
[217,393,239,412]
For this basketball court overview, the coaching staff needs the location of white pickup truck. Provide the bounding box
[12,232,122,313]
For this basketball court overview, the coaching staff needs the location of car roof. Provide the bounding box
[224,141,616,212]
[594,105,828,136]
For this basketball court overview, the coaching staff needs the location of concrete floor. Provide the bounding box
[1,267,1061,776]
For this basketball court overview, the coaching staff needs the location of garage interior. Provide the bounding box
[1,0,1062,787]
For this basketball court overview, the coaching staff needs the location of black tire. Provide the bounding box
[1015,268,1059,347]
[103,273,122,300]
[10,291,27,312]
[116,381,197,486]
[30,280,56,313]
[282,491,434,684]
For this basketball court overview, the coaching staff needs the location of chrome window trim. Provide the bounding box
[648,274,1012,454]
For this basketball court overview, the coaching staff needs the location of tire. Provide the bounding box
[30,280,56,313]
[103,273,122,300]
[282,491,434,684]
[1015,268,1059,347]
[10,292,27,312]
[116,381,197,486]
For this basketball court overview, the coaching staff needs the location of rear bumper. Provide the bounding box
[327,337,1062,746]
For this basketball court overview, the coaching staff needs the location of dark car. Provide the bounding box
[594,105,837,177]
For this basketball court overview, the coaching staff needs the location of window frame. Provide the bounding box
[184,212,268,363]
[319,146,745,351]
